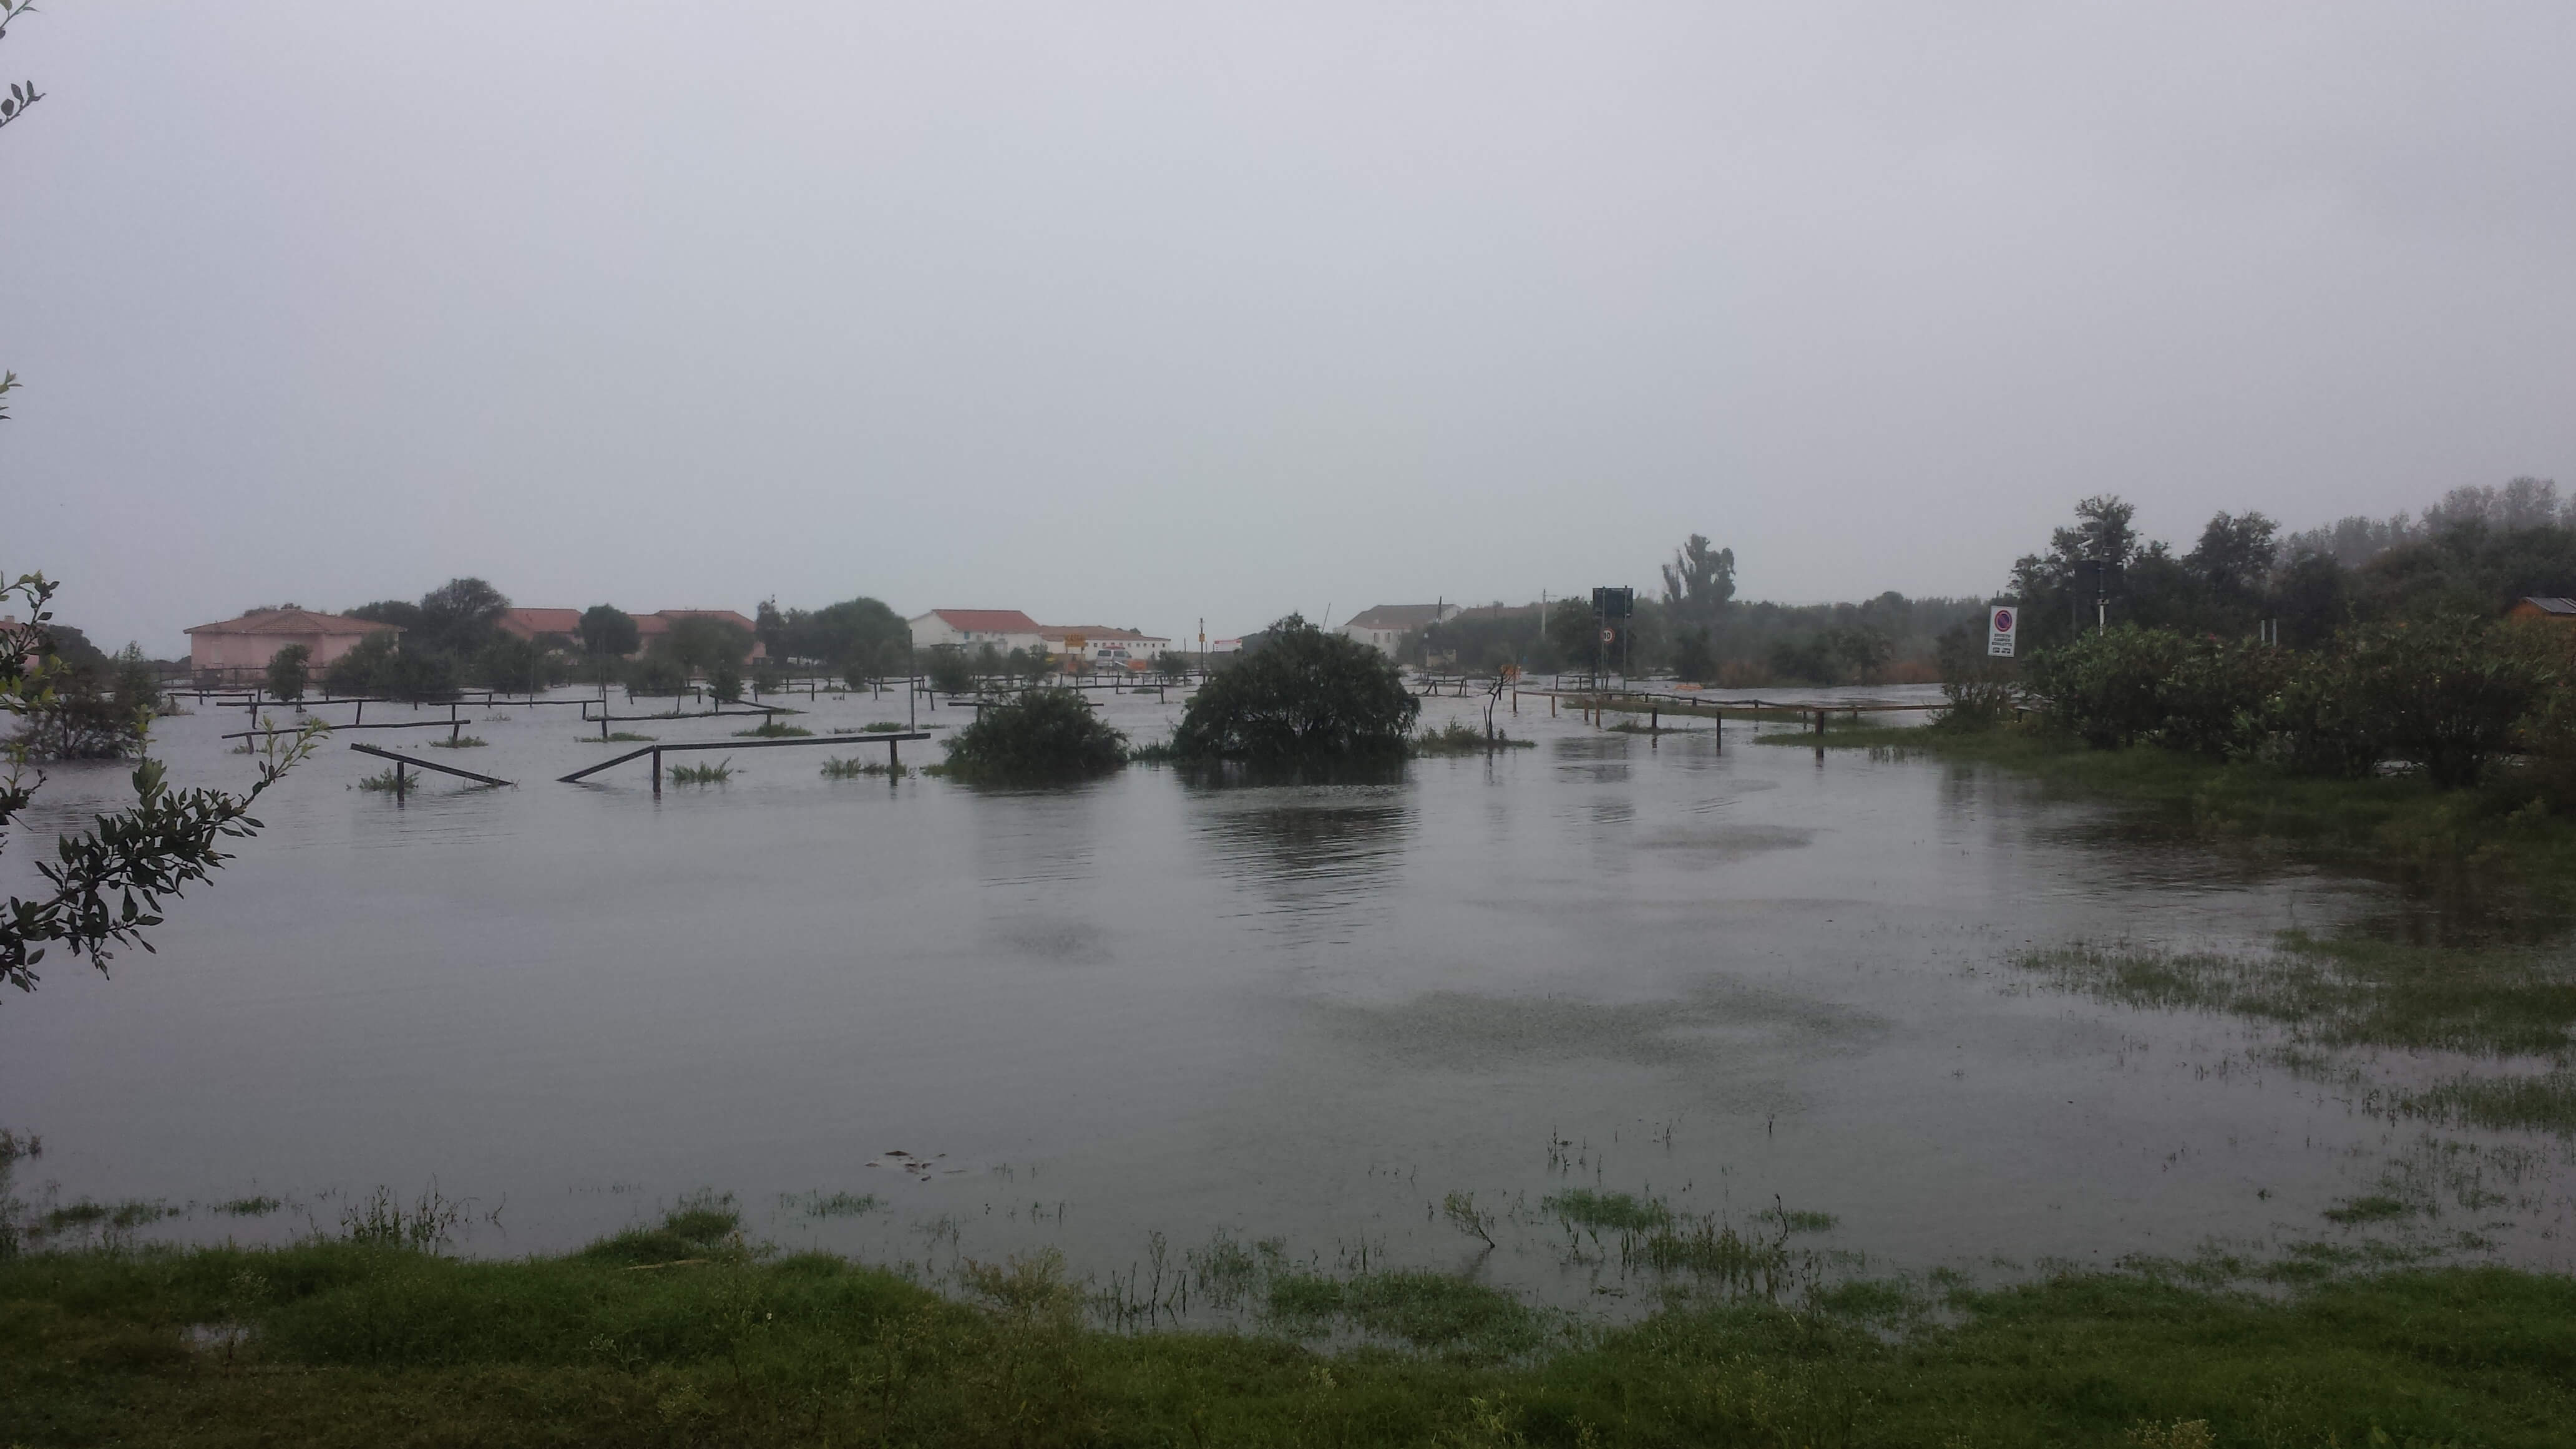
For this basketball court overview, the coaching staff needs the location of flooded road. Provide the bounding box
[4,682,2567,1307]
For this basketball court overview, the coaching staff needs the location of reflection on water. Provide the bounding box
[3,682,2573,1299]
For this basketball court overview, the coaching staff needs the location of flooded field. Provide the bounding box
[4,682,2569,1315]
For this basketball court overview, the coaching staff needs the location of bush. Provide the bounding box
[2346,616,2553,788]
[2159,637,2292,758]
[1169,614,1420,760]
[471,635,552,695]
[923,647,973,695]
[2027,626,2188,748]
[625,656,690,697]
[323,633,397,696]
[1933,621,2016,731]
[941,688,1127,782]
[2266,648,2384,779]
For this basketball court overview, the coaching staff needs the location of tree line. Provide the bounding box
[1963,477,2576,796]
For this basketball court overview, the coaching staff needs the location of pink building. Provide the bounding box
[185,608,400,677]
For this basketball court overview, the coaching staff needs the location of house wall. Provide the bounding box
[188,629,384,673]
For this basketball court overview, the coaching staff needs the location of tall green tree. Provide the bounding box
[1660,534,1737,630]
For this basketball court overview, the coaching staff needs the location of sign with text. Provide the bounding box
[1988,607,2017,658]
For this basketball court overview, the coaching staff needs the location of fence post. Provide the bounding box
[651,747,661,794]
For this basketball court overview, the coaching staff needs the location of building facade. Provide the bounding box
[907,610,1046,653]
[1340,603,1460,655]
[185,608,401,677]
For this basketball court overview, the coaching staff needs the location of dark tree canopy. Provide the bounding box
[578,605,640,657]
[651,616,753,672]
[1661,534,1737,629]
[1169,615,1420,760]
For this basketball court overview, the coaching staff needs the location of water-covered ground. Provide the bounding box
[4,680,2567,1312]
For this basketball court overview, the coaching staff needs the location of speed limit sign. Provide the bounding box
[1600,627,1617,645]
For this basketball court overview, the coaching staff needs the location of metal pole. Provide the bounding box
[651,747,661,794]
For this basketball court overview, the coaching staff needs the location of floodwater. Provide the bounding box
[3,681,2569,1307]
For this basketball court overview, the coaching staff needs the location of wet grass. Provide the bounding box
[2386,1069,2576,1135]
[585,732,657,743]
[861,721,905,733]
[666,760,733,785]
[218,1196,283,1217]
[352,769,406,793]
[4,1203,2574,1447]
[429,735,489,748]
[733,721,813,738]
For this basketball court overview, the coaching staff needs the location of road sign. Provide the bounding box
[1592,587,1634,619]
[1600,627,1617,645]
[1988,607,2017,658]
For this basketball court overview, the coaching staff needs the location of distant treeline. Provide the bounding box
[269,582,914,703]
[1398,537,1984,686]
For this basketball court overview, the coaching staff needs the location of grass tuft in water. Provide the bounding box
[734,721,813,737]
[1410,719,1538,756]
[585,732,657,743]
[819,756,906,779]
[1544,1189,1671,1232]
[577,1191,742,1266]
[787,1191,882,1219]
[429,735,489,748]
[353,769,406,793]
[666,759,733,785]
[218,1196,283,1217]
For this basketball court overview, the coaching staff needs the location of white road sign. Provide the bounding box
[1988,607,2017,658]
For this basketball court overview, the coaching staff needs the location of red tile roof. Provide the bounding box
[186,608,399,638]
[497,607,585,638]
[929,609,1044,634]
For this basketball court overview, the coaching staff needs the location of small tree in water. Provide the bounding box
[1169,615,1420,760]
[264,645,310,705]
[941,688,1128,783]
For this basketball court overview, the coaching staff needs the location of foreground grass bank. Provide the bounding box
[4,1204,2574,1447]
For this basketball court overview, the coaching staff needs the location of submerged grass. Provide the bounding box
[352,769,405,793]
[733,721,813,738]
[666,759,733,786]
[2015,931,2576,1057]
[1782,723,2576,886]
[429,734,489,748]
[4,1208,2574,1447]
[585,732,657,743]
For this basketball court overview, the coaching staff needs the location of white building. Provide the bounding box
[1040,626,1171,671]
[906,609,1046,654]
[1340,603,1459,655]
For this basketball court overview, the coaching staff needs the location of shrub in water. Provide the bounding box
[940,688,1127,782]
[1168,614,1419,760]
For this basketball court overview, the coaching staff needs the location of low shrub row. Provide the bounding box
[2016,616,2566,789]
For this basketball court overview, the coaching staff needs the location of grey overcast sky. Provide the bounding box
[4,3,2572,653]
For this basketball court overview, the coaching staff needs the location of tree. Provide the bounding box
[708,660,743,703]
[1660,534,1737,630]
[578,605,640,658]
[1169,615,1420,759]
[941,688,1128,782]
[325,633,397,696]
[473,635,550,695]
[265,645,310,704]
[416,577,510,655]
[651,616,751,674]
